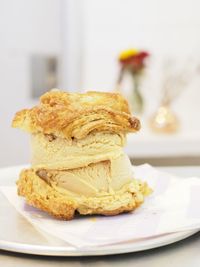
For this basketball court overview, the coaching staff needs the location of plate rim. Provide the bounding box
[0,229,199,256]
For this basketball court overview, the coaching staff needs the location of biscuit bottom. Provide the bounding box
[17,168,152,220]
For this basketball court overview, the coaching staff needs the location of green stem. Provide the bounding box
[131,74,143,114]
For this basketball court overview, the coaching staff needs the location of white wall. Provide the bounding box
[1,0,200,166]
[0,0,61,166]
[81,0,200,130]
[82,0,200,87]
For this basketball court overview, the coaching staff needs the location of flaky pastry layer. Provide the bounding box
[12,90,140,139]
[17,168,151,220]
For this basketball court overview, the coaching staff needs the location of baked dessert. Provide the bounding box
[12,90,152,220]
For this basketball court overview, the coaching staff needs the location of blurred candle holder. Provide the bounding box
[149,58,194,134]
[149,104,179,133]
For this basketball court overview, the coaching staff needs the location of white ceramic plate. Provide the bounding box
[0,165,199,256]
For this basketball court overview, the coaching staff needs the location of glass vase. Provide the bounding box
[130,75,144,114]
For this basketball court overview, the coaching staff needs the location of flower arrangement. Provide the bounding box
[119,49,149,73]
[117,49,149,114]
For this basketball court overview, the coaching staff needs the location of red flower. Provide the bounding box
[119,50,149,73]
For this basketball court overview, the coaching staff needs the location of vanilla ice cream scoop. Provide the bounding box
[34,153,151,215]
[36,154,133,197]
[31,132,126,170]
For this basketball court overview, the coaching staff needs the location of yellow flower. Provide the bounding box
[119,49,139,61]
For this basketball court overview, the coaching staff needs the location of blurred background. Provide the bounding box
[1,0,200,167]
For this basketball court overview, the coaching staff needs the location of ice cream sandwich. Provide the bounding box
[12,90,151,220]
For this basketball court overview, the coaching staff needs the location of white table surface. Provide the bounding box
[0,165,200,266]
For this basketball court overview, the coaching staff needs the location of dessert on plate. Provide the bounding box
[12,89,152,220]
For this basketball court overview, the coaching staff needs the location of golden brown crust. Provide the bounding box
[12,90,140,139]
[17,168,77,220]
[17,168,148,220]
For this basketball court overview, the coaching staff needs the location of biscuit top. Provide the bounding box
[12,90,141,139]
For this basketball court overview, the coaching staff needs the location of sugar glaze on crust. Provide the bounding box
[12,90,141,139]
